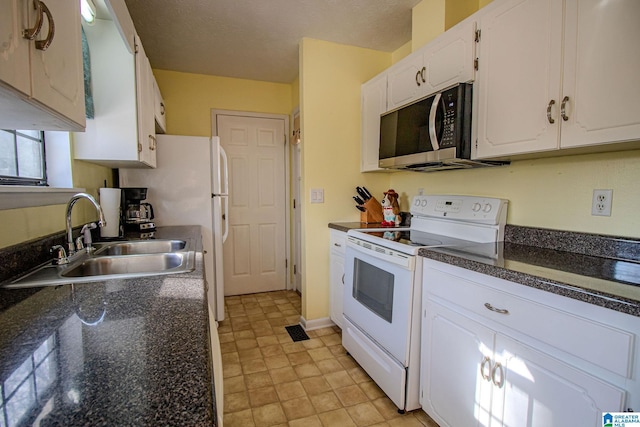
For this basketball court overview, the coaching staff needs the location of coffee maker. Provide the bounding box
[121,188,156,233]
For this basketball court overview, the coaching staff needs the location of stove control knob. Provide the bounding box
[472,202,482,212]
[421,199,428,207]
[483,203,492,213]
[414,199,421,207]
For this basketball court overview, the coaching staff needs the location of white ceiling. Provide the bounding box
[123,0,421,83]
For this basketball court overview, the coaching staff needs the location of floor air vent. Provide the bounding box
[285,325,310,342]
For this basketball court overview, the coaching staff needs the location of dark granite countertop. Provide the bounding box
[329,221,640,317]
[0,226,215,426]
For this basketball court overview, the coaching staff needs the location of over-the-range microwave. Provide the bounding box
[378,82,507,172]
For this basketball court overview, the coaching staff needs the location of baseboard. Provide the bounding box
[299,316,335,331]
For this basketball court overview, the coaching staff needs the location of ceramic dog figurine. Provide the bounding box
[381,189,401,227]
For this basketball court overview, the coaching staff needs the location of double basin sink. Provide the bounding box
[2,239,196,289]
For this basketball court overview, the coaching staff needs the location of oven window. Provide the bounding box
[352,258,394,323]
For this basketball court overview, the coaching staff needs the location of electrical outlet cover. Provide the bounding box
[592,189,613,216]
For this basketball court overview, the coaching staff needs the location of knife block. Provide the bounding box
[360,197,384,224]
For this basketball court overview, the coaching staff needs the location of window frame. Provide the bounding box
[0,130,48,186]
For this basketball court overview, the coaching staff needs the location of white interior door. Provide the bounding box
[217,114,287,295]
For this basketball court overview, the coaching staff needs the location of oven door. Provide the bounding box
[343,241,416,365]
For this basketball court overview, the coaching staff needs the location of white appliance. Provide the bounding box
[343,194,508,412]
[119,135,228,321]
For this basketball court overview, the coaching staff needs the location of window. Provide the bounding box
[0,130,47,186]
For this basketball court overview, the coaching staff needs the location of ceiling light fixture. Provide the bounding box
[81,0,96,24]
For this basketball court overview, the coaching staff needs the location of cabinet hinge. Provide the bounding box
[294,264,297,274]
[285,259,288,268]
[138,143,142,153]
[475,29,481,43]
[474,58,479,71]
[475,139,478,150]
[293,199,296,209]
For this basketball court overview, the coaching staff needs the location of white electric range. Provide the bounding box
[342,194,508,412]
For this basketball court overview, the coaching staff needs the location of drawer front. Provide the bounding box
[330,230,346,255]
[424,264,634,378]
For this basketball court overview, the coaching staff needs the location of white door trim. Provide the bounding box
[211,109,292,291]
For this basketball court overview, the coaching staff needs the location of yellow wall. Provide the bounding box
[412,0,445,51]
[298,38,391,321]
[0,140,113,249]
[153,69,293,136]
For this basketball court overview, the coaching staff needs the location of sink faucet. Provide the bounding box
[66,193,106,255]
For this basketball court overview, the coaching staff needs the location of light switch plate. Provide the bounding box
[310,188,324,203]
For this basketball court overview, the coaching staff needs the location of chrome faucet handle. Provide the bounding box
[51,245,69,265]
[80,222,97,252]
[75,236,85,251]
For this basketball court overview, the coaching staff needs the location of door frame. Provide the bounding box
[211,109,292,291]
[291,108,302,293]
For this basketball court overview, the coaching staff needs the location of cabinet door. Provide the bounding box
[387,54,425,111]
[329,230,346,328]
[475,0,563,159]
[559,0,640,149]
[135,37,156,168]
[153,77,166,133]
[360,73,387,172]
[30,0,85,128]
[423,20,476,94]
[493,334,625,427]
[421,300,494,427]
[0,0,31,95]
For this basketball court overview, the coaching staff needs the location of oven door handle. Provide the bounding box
[346,240,415,270]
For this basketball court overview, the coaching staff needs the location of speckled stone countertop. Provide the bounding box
[329,222,640,317]
[0,226,215,426]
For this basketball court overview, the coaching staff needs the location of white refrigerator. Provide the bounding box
[119,135,228,321]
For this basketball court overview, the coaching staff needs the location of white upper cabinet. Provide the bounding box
[0,0,85,131]
[73,19,157,168]
[387,19,477,112]
[135,39,157,168]
[475,0,640,159]
[360,73,387,172]
[559,0,640,149]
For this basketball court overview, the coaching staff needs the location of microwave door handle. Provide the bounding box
[428,93,441,151]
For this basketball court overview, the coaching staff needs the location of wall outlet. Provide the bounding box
[592,189,613,216]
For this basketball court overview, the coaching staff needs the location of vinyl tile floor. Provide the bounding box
[219,290,439,427]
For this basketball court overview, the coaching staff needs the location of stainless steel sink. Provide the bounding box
[93,240,187,255]
[62,253,187,278]
[2,238,196,289]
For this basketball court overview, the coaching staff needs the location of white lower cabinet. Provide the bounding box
[421,259,637,427]
[329,230,346,328]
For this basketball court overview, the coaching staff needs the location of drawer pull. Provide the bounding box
[484,303,509,315]
[480,356,491,381]
[334,243,342,247]
[491,362,505,388]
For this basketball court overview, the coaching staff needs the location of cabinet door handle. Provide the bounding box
[480,356,491,382]
[546,99,556,124]
[421,66,426,83]
[148,135,157,150]
[341,274,345,285]
[334,243,342,247]
[484,303,509,315]
[23,0,44,40]
[491,362,505,388]
[34,1,54,51]
[560,96,570,121]
[415,70,422,87]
